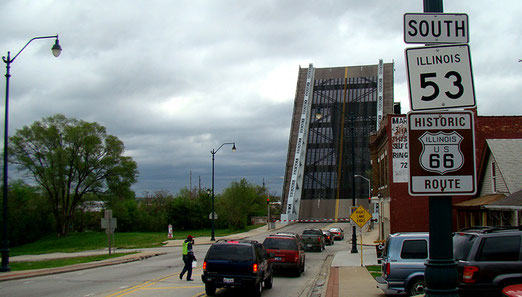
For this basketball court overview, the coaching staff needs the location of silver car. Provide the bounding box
[376,232,429,296]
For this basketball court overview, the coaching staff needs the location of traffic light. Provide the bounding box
[266,198,270,205]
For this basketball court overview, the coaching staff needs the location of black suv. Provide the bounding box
[454,226,522,297]
[202,239,274,296]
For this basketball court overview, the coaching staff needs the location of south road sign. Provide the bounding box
[404,13,469,44]
[406,44,476,111]
[408,111,476,196]
[350,205,372,228]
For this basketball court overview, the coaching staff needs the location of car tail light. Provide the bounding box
[462,266,479,283]
[293,252,299,263]
[385,263,390,276]
[203,261,207,271]
[253,263,258,273]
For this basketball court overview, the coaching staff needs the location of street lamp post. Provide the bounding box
[1,35,62,272]
[210,142,236,241]
[354,175,371,202]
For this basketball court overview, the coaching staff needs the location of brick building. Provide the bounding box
[369,111,522,239]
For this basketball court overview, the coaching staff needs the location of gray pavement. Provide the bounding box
[0,222,387,297]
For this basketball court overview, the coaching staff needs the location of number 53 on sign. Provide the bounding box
[406,44,476,111]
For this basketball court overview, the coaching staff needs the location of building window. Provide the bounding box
[491,161,497,193]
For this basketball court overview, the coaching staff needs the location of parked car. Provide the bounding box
[301,229,326,252]
[263,234,306,276]
[202,239,274,297]
[503,284,522,297]
[376,232,429,296]
[329,227,344,240]
[454,226,522,297]
[322,230,334,245]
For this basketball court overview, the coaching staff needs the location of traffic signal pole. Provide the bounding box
[423,2,459,297]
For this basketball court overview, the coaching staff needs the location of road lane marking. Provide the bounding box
[106,268,203,296]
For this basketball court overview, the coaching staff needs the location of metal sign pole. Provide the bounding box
[423,2,459,297]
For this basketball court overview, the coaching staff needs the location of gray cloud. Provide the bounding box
[1,0,520,196]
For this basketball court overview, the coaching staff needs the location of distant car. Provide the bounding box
[329,227,344,240]
[376,232,429,296]
[202,239,274,297]
[301,229,325,252]
[322,230,334,245]
[454,226,522,297]
[263,234,305,276]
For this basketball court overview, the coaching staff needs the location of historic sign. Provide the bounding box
[408,111,476,196]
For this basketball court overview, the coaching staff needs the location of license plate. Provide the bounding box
[275,257,282,261]
[223,278,234,284]
[307,244,312,247]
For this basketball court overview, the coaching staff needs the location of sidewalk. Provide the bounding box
[324,227,386,297]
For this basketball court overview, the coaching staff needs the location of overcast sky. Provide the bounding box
[1,0,520,197]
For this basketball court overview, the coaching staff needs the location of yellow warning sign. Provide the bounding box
[349,205,372,228]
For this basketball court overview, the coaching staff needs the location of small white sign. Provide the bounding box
[406,44,476,111]
[404,13,469,44]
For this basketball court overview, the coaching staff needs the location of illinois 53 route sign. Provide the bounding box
[406,44,476,111]
[408,111,476,196]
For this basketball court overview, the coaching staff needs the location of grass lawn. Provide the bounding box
[7,224,263,271]
[10,224,264,256]
[366,265,381,279]
[10,253,136,271]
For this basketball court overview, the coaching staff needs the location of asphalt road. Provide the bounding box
[0,222,352,297]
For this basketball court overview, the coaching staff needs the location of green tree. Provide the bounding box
[217,178,266,230]
[9,114,138,236]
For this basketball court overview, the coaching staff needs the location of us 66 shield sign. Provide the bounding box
[408,111,476,196]
[406,44,476,111]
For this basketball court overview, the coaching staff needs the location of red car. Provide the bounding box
[503,284,522,297]
[263,235,305,276]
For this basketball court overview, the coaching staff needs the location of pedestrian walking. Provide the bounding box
[180,235,196,281]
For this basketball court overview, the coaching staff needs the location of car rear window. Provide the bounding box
[207,244,253,261]
[400,239,428,259]
[476,235,521,262]
[453,233,476,260]
[263,238,298,250]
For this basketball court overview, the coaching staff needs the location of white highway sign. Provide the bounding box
[404,13,469,44]
[408,111,476,196]
[406,44,476,111]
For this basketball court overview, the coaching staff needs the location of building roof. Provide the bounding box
[484,189,522,210]
[486,139,522,193]
[454,194,506,208]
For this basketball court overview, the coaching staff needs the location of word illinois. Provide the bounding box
[416,53,461,66]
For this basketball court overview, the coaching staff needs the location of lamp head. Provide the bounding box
[315,111,323,120]
[232,143,236,152]
[52,38,62,57]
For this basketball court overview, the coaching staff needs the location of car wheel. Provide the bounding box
[264,272,273,289]
[252,280,263,297]
[205,284,216,296]
[407,278,426,296]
